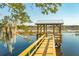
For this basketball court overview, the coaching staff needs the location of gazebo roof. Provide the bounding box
[35,20,63,25]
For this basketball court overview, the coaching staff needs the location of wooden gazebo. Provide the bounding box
[36,20,63,46]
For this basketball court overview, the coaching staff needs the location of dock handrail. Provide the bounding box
[19,34,46,56]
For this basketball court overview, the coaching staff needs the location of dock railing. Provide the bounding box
[19,34,46,56]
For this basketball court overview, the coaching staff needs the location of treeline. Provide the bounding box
[17,25,29,31]
[63,25,79,30]
[1,24,79,31]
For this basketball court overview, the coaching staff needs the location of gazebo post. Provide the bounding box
[37,24,38,39]
[39,24,40,37]
[41,25,43,34]
[40,25,43,36]
[46,24,47,37]
[59,24,62,43]
[53,25,55,35]
[44,25,45,34]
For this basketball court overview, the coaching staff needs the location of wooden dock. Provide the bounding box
[18,34,63,56]
[34,36,56,56]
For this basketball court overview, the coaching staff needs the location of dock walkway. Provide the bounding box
[34,36,56,56]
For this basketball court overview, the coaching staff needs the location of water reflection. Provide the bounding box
[62,33,79,56]
[0,34,36,56]
[75,33,79,36]
[0,38,16,55]
[0,22,17,55]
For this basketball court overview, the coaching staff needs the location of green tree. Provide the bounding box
[0,3,61,22]
[35,3,61,14]
[0,3,30,23]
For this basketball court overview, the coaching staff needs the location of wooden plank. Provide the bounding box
[35,48,45,54]
[48,44,53,48]
[46,53,54,56]
[40,44,47,48]
[34,54,43,56]
[47,48,54,54]
[39,38,48,48]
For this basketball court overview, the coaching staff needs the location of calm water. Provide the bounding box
[62,33,79,56]
[0,35,36,56]
[0,33,79,56]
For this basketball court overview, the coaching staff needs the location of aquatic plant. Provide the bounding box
[27,38,32,42]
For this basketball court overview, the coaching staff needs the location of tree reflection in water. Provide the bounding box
[0,21,17,54]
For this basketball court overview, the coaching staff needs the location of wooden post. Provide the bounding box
[53,25,55,35]
[56,24,62,46]
[46,24,47,37]
[39,24,42,37]
[59,24,62,43]
[44,25,45,34]
[41,25,43,34]
[52,25,54,38]
[37,25,39,39]
[42,25,45,35]
[43,25,44,34]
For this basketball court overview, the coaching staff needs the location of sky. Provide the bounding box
[0,3,79,25]
[26,3,79,25]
